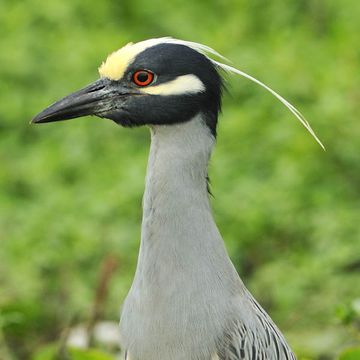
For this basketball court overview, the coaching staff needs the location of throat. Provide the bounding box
[137,115,217,281]
[144,116,213,220]
[121,116,239,359]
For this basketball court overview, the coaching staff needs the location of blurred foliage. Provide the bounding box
[338,348,360,360]
[32,345,114,360]
[0,0,359,359]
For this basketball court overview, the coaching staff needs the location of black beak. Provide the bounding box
[32,78,129,124]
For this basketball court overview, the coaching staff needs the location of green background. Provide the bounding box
[0,0,359,359]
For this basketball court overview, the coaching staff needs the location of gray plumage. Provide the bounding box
[120,117,296,360]
[30,37,319,360]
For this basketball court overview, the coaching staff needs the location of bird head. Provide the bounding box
[32,38,223,136]
[32,37,324,148]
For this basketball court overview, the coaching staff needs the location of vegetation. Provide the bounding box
[0,0,359,359]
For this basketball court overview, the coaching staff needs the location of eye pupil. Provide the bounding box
[133,70,154,86]
[137,72,148,82]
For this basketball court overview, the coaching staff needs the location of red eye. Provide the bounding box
[132,70,154,86]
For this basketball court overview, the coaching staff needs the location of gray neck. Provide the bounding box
[122,115,243,359]
[133,115,239,290]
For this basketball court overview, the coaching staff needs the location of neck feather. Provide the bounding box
[122,115,242,359]
[143,114,213,220]
[134,114,237,286]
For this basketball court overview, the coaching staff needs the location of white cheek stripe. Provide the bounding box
[140,74,205,96]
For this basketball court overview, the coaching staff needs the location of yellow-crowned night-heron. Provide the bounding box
[33,38,323,360]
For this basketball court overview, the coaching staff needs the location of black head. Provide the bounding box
[32,39,224,136]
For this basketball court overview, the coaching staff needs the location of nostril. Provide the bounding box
[88,85,104,93]
[86,78,110,93]
[88,84,105,93]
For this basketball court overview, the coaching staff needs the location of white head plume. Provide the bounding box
[152,37,325,150]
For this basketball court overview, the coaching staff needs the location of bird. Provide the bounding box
[32,37,324,360]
